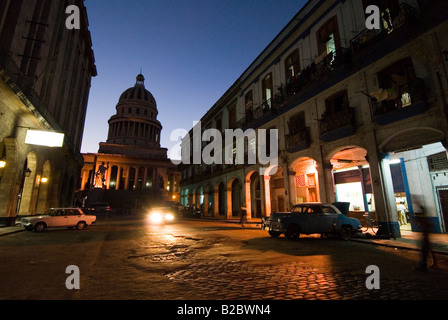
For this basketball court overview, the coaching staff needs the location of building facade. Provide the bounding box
[180,0,448,236]
[79,74,180,211]
[0,0,96,225]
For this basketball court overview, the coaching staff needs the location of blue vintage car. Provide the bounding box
[262,202,362,240]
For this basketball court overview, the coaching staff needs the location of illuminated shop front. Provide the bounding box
[333,159,411,230]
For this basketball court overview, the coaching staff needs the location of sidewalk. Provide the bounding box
[0,224,24,236]
[2,218,448,255]
[219,218,448,255]
[353,230,448,255]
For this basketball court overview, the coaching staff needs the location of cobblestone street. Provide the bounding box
[123,219,448,300]
[165,257,447,300]
[1,218,448,300]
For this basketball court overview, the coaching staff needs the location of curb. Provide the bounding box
[351,237,448,256]
[0,227,24,237]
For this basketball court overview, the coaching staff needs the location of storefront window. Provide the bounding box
[335,182,365,212]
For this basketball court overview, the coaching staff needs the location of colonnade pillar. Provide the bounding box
[368,151,401,238]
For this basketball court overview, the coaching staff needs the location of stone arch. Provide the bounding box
[324,144,368,163]
[18,151,37,215]
[262,164,280,176]
[227,177,242,218]
[328,145,370,213]
[290,156,320,204]
[214,180,226,216]
[378,127,445,153]
[246,170,262,218]
[0,137,18,222]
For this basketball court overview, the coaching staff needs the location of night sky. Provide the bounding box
[81,0,307,158]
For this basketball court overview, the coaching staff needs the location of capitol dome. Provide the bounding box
[100,74,163,151]
[118,74,157,108]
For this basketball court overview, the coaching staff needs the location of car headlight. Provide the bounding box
[148,212,163,224]
[165,213,175,222]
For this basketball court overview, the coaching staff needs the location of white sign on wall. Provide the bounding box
[25,130,65,148]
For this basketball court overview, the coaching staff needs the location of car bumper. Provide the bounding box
[262,220,285,232]
[21,222,34,230]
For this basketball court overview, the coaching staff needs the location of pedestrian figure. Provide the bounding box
[413,201,438,272]
[240,207,247,227]
[396,201,407,225]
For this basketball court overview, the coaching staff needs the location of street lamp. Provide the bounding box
[0,159,5,168]
[24,168,32,177]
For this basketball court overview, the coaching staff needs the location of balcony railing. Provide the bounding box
[319,108,355,142]
[237,48,352,131]
[284,47,352,101]
[350,3,417,53]
[370,78,427,125]
[285,127,310,153]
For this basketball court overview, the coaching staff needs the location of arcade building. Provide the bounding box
[179,0,448,237]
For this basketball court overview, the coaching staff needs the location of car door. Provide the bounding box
[304,205,322,233]
[50,209,68,227]
[319,205,339,232]
[65,209,80,227]
[291,205,306,232]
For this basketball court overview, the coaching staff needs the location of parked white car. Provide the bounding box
[21,208,96,232]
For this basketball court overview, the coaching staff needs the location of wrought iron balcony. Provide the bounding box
[350,3,417,53]
[284,47,352,100]
[285,127,311,153]
[319,108,356,142]
[370,78,427,125]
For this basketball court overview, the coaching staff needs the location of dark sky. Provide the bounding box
[81,0,307,157]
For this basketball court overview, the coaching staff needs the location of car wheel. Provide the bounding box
[34,222,46,232]
[268,231,281,237]
[76,221,87,230]
[286,225,300,241]
[340,226,352,240]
